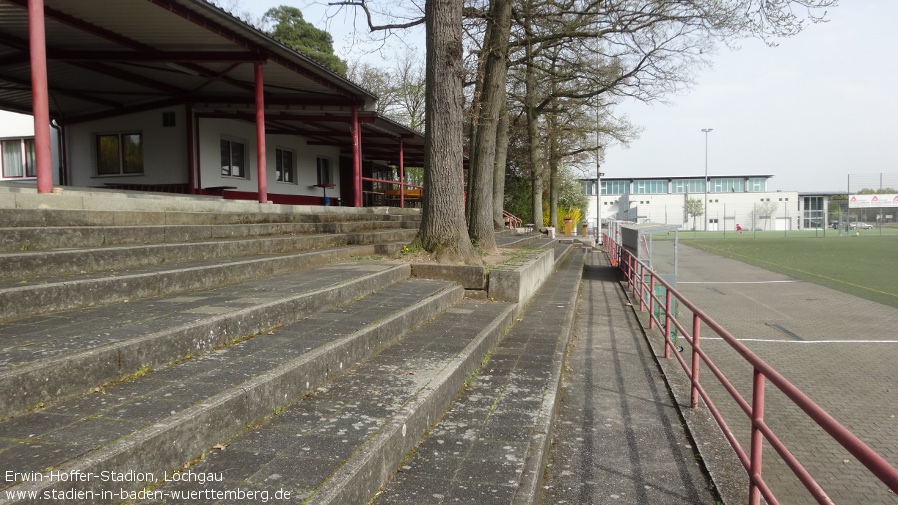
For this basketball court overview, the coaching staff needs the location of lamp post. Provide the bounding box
[596,146,604,242]
[701,128,713,231]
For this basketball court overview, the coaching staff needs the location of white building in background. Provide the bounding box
[0,111,60,185]
[582,175,806,232]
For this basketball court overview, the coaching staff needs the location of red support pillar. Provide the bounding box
[186,104,195,194]
[254,62,268,204]
[28,0,52,194]
[352,108,362,207]
[398,138,405,208]
[194,113,202,192]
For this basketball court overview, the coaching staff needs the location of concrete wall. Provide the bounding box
[197,118,341,198]
[67,107,187,187]
[488,248,555,305]
[63,107,341,199]
[589,190,801,231]
[0,111,60,185]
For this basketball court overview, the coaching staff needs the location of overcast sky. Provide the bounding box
[246,1,896,193]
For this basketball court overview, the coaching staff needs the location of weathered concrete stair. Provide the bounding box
[0,275,462,503]
[0,262,412,418]
[0,210,420,321]
[0,187,589,505]
[129,249,585,505]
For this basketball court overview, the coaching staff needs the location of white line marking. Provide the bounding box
[679,281,798,284]
[703,338,898,344]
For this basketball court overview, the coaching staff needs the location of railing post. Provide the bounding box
[690,313,701,408]
[749,369,766,505]
[648,275,656,329]
[663,289,672,359]
[638,264,646,312]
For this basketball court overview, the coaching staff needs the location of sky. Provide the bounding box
[242,1,896,193]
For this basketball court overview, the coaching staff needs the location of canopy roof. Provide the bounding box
[0,0,424,165]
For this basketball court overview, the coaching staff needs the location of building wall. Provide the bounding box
[197,118,341,198]
[0,111,35,137]
[0,110,60,185]
[64,107,341,199]
[67,108,187,187]
[586,187,801,231]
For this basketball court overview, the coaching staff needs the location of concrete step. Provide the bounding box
[372,248,586,504]
[0,228,417,282]
[136,297,516,505]
[0,207,421,228]
[0,219,418,252]
[0,241,410,322]
[0,277,462,504]
[0,261,412,417]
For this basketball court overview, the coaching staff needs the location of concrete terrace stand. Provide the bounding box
[0,184,603,505]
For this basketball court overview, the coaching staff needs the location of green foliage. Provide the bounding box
[504,171,533,225]
[684,198,704,229]
[543,206,582,228]
[557,166,589,211]
[263,6,347,76]
[858,187,898,194]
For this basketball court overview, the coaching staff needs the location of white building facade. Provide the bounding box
[583,175,803,232]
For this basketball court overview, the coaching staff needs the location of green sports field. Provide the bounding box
[679,232,898,309]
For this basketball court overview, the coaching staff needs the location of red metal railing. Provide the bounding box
[602,232,898,504]
[360,177,423,208]
[503,210,523,229]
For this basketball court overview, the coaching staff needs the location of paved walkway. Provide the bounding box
[543,252,718,504]
[668,245,898,505]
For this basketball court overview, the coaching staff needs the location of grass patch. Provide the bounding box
[681,235,898,308]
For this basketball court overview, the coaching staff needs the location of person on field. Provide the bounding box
[736,223,743,235]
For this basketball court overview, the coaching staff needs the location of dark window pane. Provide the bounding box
[317,157,330,185]
[2,140,23,177]
[282,150,293,182]
[230,142,244,178]
[24,139,35,177]
[122,134,143,174]
[97,135,120,175]
[275,149,283,181]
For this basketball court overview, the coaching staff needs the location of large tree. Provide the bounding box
[412,0,481,264]
[330,0,836,262]
[263,6,348,75]
[465,0,513,252]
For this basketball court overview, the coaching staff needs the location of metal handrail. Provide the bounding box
[503,210,523,229]
[602,233,898,504]
[360,177,423,208]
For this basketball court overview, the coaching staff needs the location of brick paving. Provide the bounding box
[543,252,718,505]
[671,244,898,504]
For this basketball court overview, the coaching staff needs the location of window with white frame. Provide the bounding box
[316,157,332,186]
[602,180,630,195]
[275,148,295,183]
[747,178,766,192]
[672,179,705,194]
[97,133,143,175]
[634,179,667,194]
[1,138,36,178]
[220,138,246,178]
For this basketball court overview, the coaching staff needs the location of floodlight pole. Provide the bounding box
[702,128,713,231]
[596,146,604,242]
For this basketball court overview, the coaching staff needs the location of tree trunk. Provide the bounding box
[466,0,512,253]
[414,0,481,265]
[525,79,543,225]
[492,99,509,230]
[547,115,559,228]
